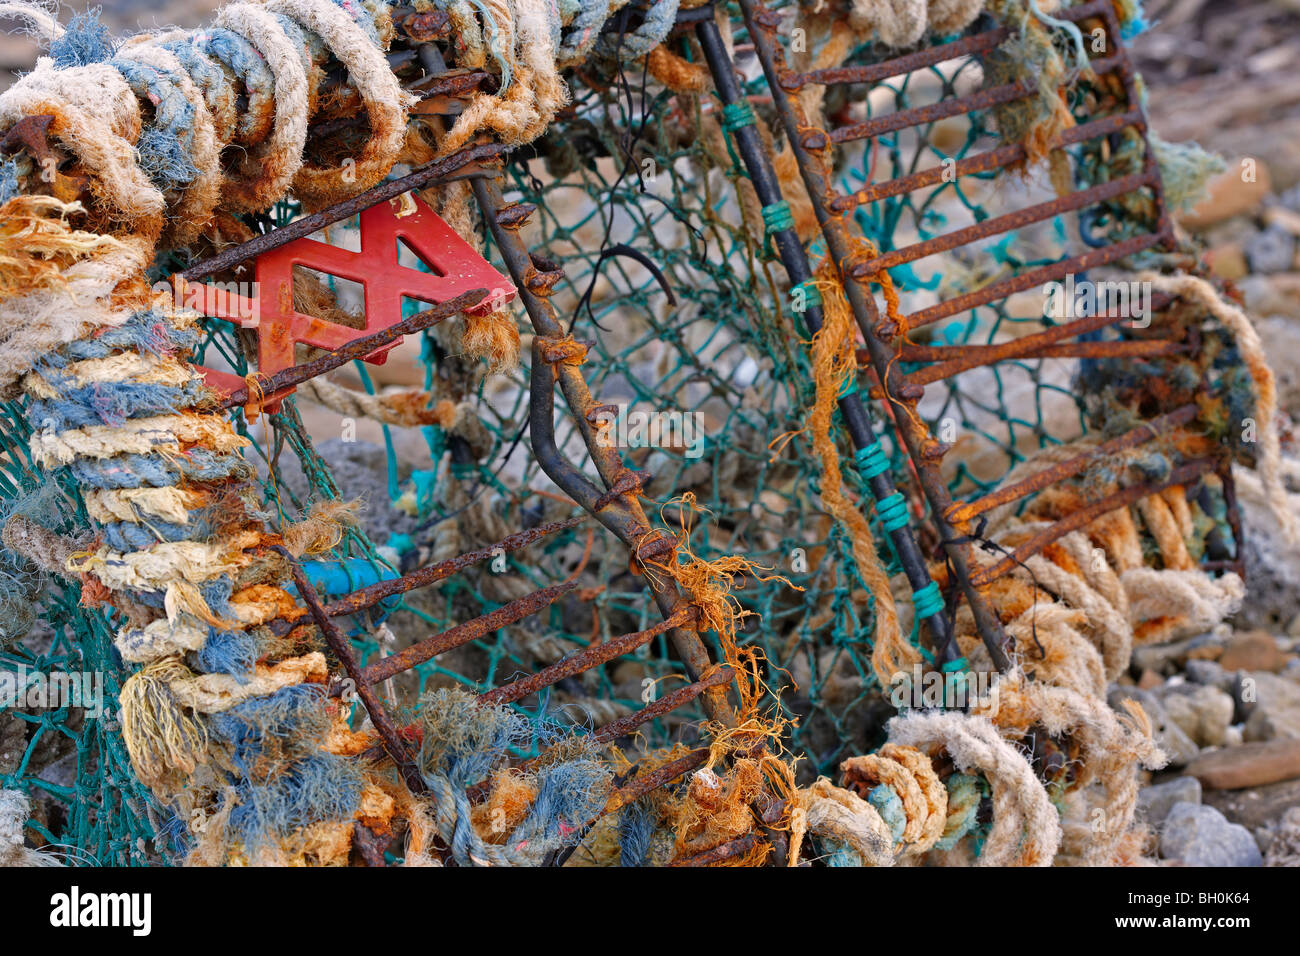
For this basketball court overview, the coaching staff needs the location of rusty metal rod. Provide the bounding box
[274,546,425,793]
[181,144,508,281]
[831,109,1145,212]
[670,832,762,866]
[902,340,1181,386]
[969,457,1217,585]
[215,290,485,409]
[831,79,1032,145]
[603,748,710,815]
[904,231,1166,329]
[478,607,694,706]
[894,291,1174,366]
[946,404,1200,525]
[853,171,1156,276]
[361,580,576,686]
[589,666,734,744]
[787,0,1109,89]
[322,515,586,619]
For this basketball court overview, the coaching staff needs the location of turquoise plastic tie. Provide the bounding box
[912,579,944,620]
[855,441,890,480]
[721,99,756,133]
[761,200,795,235]
[875,491,909,533]
[941,655,969,673]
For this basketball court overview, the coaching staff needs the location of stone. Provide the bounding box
[1206,242,1248,280]
[1130,631,1227,675]
[1110,687,1200,767]
[1159,803,1262,866]
[1137,668,1164,690]
[1186,738,1300,790]
[1241,670,1300,741]
[1263,203,1300,237]
[1178,160,1272,230]
[1282,184,1300,215]
[1138,776,1202,828]
[1245,225,1297,273]
[1161,685,1235,748]
[1220,631,1289,672]
[1204,776,1300,830]
[1184,658,1233,692]
[1263,806,1300,866]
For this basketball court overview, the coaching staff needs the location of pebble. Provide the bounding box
[1184,658,1233,692]
[1241,671,1300,741]
[1263,806,1300,866]
[1179,160,1273,230]
[1159,803,1263,866]
[1162,685,1235,748]
[1137,668,1164,690]
[1185,738,1300,790]
[1204,775,1300,830]
[1130,631,1227,675]
[1206,242,1248,279]
[1220,631,1289,672]
[1138,776,1202,828]
[1245,225,1297,273]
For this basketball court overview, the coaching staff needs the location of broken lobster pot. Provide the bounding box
[175,192,516,412]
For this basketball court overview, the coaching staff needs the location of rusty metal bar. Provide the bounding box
[588,666,735,744]
[478,606,694,706]
[968,457,1217,585]
[831,49,1123,146]
[903,340,1180,385]
[851,171,1156,276]
[215,290,486,409]
[1217,461,1247,579]
[670,832,762,866]
[903,231,1165,330]
[946,404,1200,526]
[275,546,425,793]
[791,27,1011,89]
[894,291,1174,368]
[1094,2,1173,241]
[361,580,576,686]
[603,748,709,814]
[830,110,1145,212]
[180,144,508,282]
[831,80,1031,145]
[323,515,585,619]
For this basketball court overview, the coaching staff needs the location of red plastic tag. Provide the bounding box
[180,193,515,413]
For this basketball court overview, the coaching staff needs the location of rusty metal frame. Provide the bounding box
[732,0,1225,663]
